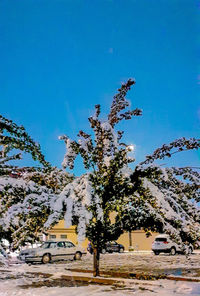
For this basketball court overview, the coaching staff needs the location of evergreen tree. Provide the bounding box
[45,79,143,276]
[0,114,49,175]
[45,79,200,276]
[0,167,73,248]
[1,82,199,276]
[0,115,73,248]
[120,163,200,246]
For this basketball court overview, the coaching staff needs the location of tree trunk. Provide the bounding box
[93,246,100,277]
[129,231,132,250]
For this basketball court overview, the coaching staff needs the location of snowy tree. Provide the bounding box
[120,162,200,247]
[0,114,48,247]
[45,79,200,276]
[1,82,199,276]
[0,167,73,249]
[121,140,200,253]
[0,114,49,175]
[0,115,73,249]
[45,79,142,276]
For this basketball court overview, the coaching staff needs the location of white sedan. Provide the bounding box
[19,240,86,264]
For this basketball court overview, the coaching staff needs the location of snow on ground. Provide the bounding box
[58,251,200,278]
[1,252,200,295]
[0,271,200,296]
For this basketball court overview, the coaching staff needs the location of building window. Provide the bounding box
[49,235,56,239]
[60,234,67,239]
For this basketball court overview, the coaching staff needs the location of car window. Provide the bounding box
[41,242,51,249]
[49,242,57,248]
[57,242,65,248]
[155,238,167,242]
[65,242,75,248]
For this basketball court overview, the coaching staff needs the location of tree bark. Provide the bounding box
[93,246,100,277]
[129,231,132,249]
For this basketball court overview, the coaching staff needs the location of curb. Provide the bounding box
[24,271,124,286]
[66,268,200,282]
[2,268,200,284]
[60,274,123,285]
[165,276,200,282]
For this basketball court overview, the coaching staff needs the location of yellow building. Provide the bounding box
[47,219,158,251]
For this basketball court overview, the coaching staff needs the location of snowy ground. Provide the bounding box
[1,251,200,295]
[65,250,200,278]
[1,274,200,296]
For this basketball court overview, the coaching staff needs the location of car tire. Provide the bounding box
[170,247,176,256]
[74,252,82,260]
[119,248,124,253]
[101,249,106,254]
[42,253,51,264]
[154,251,160,255]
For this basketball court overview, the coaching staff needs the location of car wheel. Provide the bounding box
[119,248,124,253]
[42,253,51,264]
[154,251,160,255]
[74,252,82,260]
[101,249,106,254]
[170,247,176,256]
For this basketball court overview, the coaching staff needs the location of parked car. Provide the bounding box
[18,240,86,264]
[152,234,193,256]
[87,241,125,254]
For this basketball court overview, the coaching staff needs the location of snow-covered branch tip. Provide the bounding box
[108,79,142,127]
[0,114,50,168]
[140,137,200,165]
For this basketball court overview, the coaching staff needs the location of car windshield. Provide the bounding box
[155,237,167,242]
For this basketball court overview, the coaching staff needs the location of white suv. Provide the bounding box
[19,240,86,264]
[152,234,193,256]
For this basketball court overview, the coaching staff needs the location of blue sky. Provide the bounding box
[0,0,199,175]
